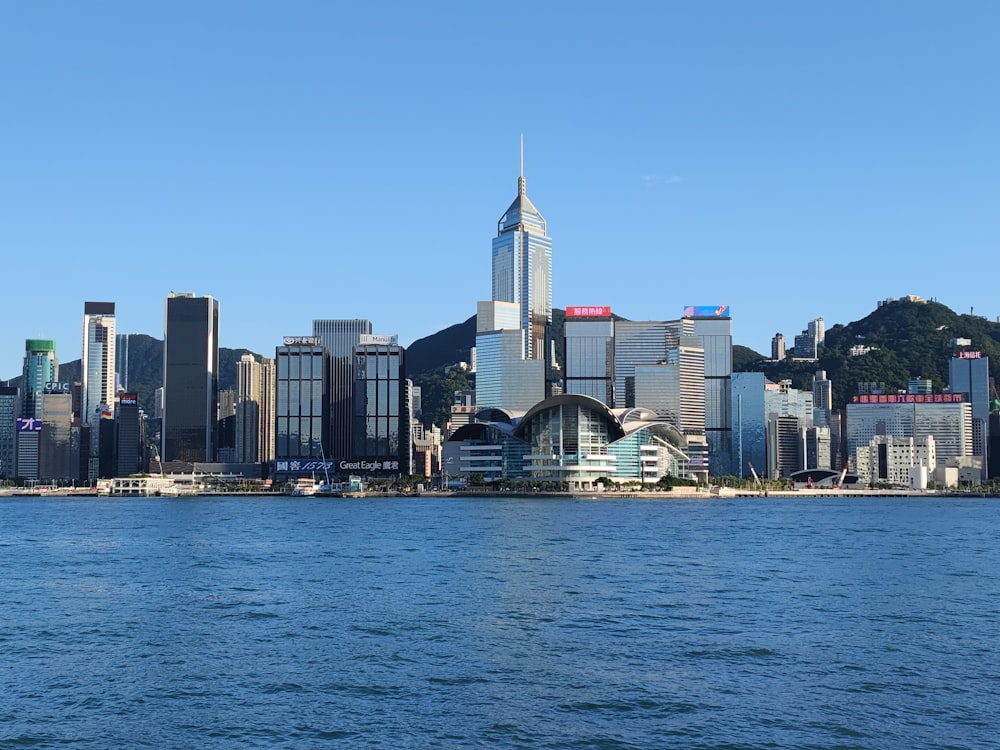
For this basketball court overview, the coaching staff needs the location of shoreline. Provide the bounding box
[0,487,994,500]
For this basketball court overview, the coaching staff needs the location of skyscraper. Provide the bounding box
[312,319,372,461]
[351,334,409,474]
[275,337,329,464]
[22,339,58,419]
[162,293,219,463]
[949,350,991,471]
[0,386,19,479]
[235,354,276,464]
[115,392,141,477]
[563,306,614,405]
[491,141,552,364]
[474,301,544,411]
[684,305,734,476]
[82,302,117,425]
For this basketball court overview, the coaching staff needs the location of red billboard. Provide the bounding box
[565,306,612,318]
[851,393,966,405]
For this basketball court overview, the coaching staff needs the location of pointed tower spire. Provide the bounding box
[518,133,526,195]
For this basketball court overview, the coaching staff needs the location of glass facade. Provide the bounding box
[519,400,617,484]
[613,321,670,408]
[564,318,614,405]
[474,329,544,411]
[950,355,990,460]
[731,372,767,479]
[39,393,75,481]
[82,302,116,426]
[689,314,733,476]
[162,294,219,463]
[492,174,552,362]
[312,319,373,462]
[22,339,58,419]
[276,343,329,461]
[115,393,141,477]
[351,343,408,472]
[0,386,19,479]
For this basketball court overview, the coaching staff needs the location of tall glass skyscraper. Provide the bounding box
[0,386,19,479]
[685,307,734,476]
[351,336,408,473]
[313,319,372,461]
[22,339,58,419]
[162,293,219,463]
[82,302,116,426]
[564,309,614,405]
[275,339,329,462]
[950,351,990,464]
[491,151,552,364]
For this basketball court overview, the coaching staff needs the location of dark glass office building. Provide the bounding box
[351,338,409,475]
[275,338,330,463]
[0,386,18,479]
[116,393,141,477]
[312,319,372,463]
[162,293,219,463]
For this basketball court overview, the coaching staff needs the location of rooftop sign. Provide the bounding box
[683,305,730,318]
[851,393,966,405]
[358,334,399,346]
[566,306,612,318]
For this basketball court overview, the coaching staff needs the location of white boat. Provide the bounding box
[291,478,318,496]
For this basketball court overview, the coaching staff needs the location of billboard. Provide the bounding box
[43,382,70,394]
[565,306,612,318]
[275,459,335,473]
[16,418,42,431]
[358,334,399,346]
[683,305,730,318]
[283,336,322,346]
[851,393,966,405]
[339,459,401,473]
[957,351,983,359]
[274,458,402,474]
[119,394,138,406]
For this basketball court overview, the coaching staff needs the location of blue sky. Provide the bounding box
[2,1,997,379]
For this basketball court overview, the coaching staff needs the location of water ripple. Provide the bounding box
[1,494,999,748]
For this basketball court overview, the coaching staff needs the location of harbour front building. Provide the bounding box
[350,335,410,477]
[846,394,973,478]
[443,394,705,490]
[274,337,330,478]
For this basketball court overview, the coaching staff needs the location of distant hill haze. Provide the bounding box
[6,300,996,427]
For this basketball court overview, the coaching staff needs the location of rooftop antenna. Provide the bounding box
[518,134,526,195]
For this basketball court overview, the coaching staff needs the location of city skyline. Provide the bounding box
[2,3,998,378]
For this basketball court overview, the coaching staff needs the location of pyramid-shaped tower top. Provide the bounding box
[498,136,546,235]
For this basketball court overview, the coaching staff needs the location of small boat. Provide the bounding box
[291,478,318,496]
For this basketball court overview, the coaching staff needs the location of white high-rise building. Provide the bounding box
[82,302,116,425]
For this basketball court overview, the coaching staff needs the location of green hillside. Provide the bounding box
[737,299,1000,410]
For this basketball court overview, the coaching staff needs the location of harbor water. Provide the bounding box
[2,494,998,749]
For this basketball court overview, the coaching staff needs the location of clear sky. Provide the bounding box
[2,1,997,379]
